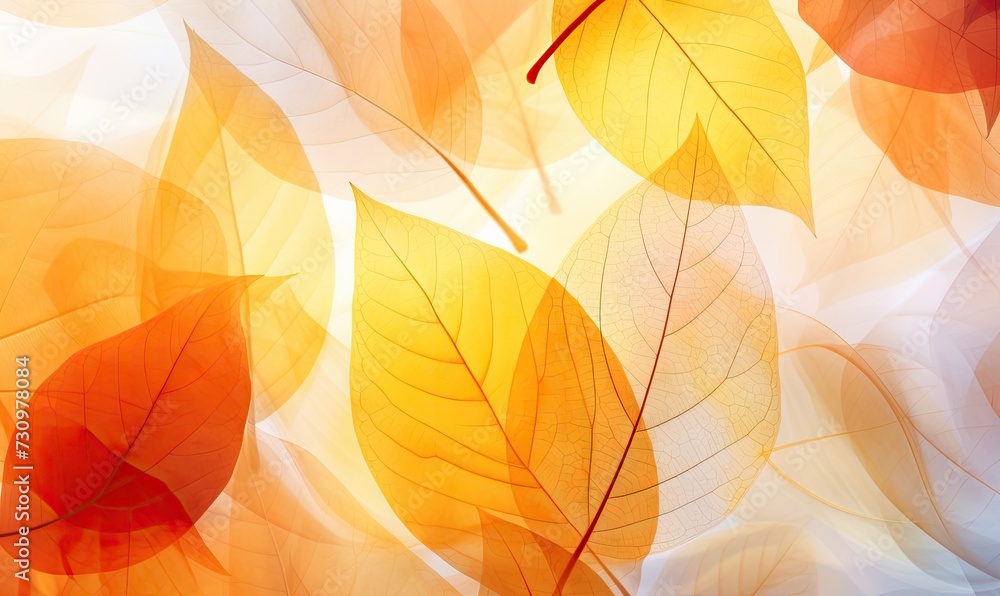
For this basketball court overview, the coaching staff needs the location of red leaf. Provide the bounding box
[0,279,252,574]
[800,0,1000,132]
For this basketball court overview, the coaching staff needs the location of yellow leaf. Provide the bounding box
[808,39,837,74]
[556,123,780,551]
[151,28,336,418]
[539,0,812,227]
[350,186,658,591]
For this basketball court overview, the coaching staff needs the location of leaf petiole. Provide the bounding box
[527,0,608,83]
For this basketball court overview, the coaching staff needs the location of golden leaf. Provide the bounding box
[350,186,658,592]
[535,0,812,227]
[150,28,336,418]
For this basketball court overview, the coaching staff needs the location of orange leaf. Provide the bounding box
[0,279,252,574]
[151,29,336,417]
[851,73,1000,207]
[479,511,612,596]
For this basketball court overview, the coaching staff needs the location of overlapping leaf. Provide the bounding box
[556,122,780,554]
[0,140,159,388]
[652,523,825,594]
[479,511,612,595]
[852,73,1000,208]
[541,0,813,226]
[801,0,1000,132]
[775,308,1000,581]
[798,83,952,294]
[150,29,335,418]
[0,279,251,574]
[350,186,657,591]
[199,428,458,595]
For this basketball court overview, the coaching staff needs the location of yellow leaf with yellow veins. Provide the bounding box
[532,0,813,228]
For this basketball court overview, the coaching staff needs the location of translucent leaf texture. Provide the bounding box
[776,309,1000,583]
[556,123,780,552]
[545,0,813,226]
[194,428,458,595]
[852,73,1000,208]
[798,83,951,293]
[152,28,336,419]
[0,140,171,387]
[350,186,658,591]
[478,511,613,595]
[652,523,826,594]
[800,0,1000,132]
[0,279,251,574]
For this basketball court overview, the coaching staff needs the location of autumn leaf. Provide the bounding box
[797,82,952,296]
[775,308,1000,580]
[926,223,1000,418]
[0,279,252,574]
[851,73,1000,208]
[479,511,613,595]
[555,122,780,554]
[293,0,481,169]
[285,0,526,250]
[531,0,813,227]
[350,186,657,592]
[149,28,336,418]
[800,0,1000,132]
[439,0,594,212]
[200,428,458,595]
[838,345,1000,579]
[0,140,162,388]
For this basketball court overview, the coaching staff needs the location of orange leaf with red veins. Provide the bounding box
[0,279,252,575]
